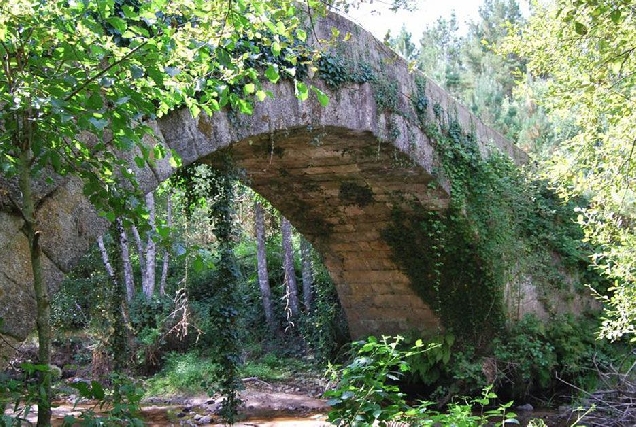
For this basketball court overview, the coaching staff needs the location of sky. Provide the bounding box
[342,0,486,41]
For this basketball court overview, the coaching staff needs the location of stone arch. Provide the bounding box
[156,79,452,338]
[0,10,527,357]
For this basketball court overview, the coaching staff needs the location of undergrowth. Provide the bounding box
[144,351,222,397]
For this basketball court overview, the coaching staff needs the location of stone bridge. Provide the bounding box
[0,10,530,356]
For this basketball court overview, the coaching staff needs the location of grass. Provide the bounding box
[239,353,313,381]
[144,351,221,397]
[144,351,319,397]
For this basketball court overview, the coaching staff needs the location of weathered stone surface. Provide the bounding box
[36,178,110,273]
[0,226,65,340]
[0,9,528,355]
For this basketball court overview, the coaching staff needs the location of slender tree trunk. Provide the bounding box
[300,237,314,312]
[159,193,172,296]
[110,245,128,373]
[97,235,116,280]
[96,232,128,371]
[280,216,299,318]
[116,218,135,302]
[131,225,145,273]
[255,201,275,331]
[19,148,52,427]
[142,192,156,298]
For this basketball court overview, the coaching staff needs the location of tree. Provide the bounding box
[502,0,636,340]
[159,191,172,296]
[281,216,300,319]
[386,25,417,62]
[255,200,275,332]
[114,218,136,302]
[141,192,158,298]
[0,0,327,423]
[300,237,314,312]
[387,1,535,144]
[415,12,464,96]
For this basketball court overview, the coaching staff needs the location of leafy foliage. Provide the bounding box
[325,336,425,426]
[325,335,518,427]
[0,363,50,426]
[501,0,636,341]
[0,366,144,426]
[398,315,630,402]
[144,351,221,396]
[0,0,328,215]
[62,374,145,426]
[492,314,626,399]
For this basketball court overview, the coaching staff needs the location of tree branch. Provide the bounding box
[63,39,150,103]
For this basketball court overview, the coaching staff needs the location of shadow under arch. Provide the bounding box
[198,123,448,338]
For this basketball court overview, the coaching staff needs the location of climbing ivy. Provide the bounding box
[175,158,244,423]
[317,54,374,88]
[384,92,606,344]
[207,164,243,423]
[312,44,600,344]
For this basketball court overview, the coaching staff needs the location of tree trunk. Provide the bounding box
[280,216,299,318]
[110,244,128,373]
[96,232,128,371]
[97,235,116,280]
[255,201,275,331]
[116,218,135,302]
[159,193,172,296]
[300,237,314,312]
[131,225,145,274]
[19,148,52,427]
[142,192,156,298]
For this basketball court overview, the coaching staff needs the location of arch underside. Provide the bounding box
[202,125,449,337]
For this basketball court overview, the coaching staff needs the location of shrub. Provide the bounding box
[144,351,221,396]
[325,335,517,426]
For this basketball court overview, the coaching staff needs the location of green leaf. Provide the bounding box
[255,90,267,101]
[312,87,329,106]
[296,28,307,42]
[86,92,104,110]
[237,99,253,114]
[295,81,308,101]
[244,83,256,94]
[153,144,166,159]
[610,9,622,24]
[193,255,205,272]
[89,117,109,130]
[169,155,181,168]
[271,40,281,56]
[49,150,62,172]
[63,415,77,425]
[188,102,201,118]
[90,381,105,400]
[107,17,127,33]
[71,381,90,397]
[157,225,170,239]
[264,65,280,83]
[574,22,588,35]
